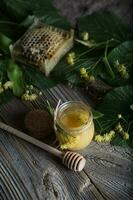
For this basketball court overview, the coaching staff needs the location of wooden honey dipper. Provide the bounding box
[0,121,86,172]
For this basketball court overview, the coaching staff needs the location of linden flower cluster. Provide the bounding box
[94,130,116,143]
[0,81,13,94]
[21,85,42,101]
[95,114,129,143]
[81,32,96,48]
[80,67,95,81]
[114,60,129,79]
[81,32,89,41]
[77,113,88,125]
[66,52,76,66]
[115,122,129,140]
[59,132,80,150]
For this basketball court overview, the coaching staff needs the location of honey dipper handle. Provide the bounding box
[0,121,63,159]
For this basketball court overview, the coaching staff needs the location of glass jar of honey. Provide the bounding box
[54,101,94,151]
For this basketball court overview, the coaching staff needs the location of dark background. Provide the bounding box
[54,0,133,26]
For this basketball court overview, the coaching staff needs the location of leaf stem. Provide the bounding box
[89,57,102,72]
[46,100,54,116]
[103,40,115,79]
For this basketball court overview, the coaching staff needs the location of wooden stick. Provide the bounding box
[0,121,63,158]
[0,121,86,172]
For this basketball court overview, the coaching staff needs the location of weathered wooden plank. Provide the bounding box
[81,143,133,200]
[0,85,103,200]
[0,130,105,200]
[1,129,133,200]
[0,84,133,200]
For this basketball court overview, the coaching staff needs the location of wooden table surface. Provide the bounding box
[0,85,133,200]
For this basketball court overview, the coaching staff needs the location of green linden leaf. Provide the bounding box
[99,41,133,87]
[7,59,25,97]
[23,65,58,89]
[93,110,104,119]
[20,14,71,30]
[0,0,71,29]
[95,85,133,147]
[0,0,56,22]
[0,0,30,22]
[0,0,71,41]
[20,15,35,28]
[108,41,133,65]
[95,85,133,133]
[78,12,131,43]
[0,21,26,41]
[52,42,102,85]
[0,32,12,53]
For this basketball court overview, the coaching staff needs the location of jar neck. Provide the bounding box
[55,101,93,135]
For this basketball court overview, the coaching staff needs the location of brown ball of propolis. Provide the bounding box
[24,109,53,140]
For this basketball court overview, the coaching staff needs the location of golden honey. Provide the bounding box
[55,101,94,150]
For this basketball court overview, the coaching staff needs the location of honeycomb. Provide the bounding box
[12,22,74,75]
